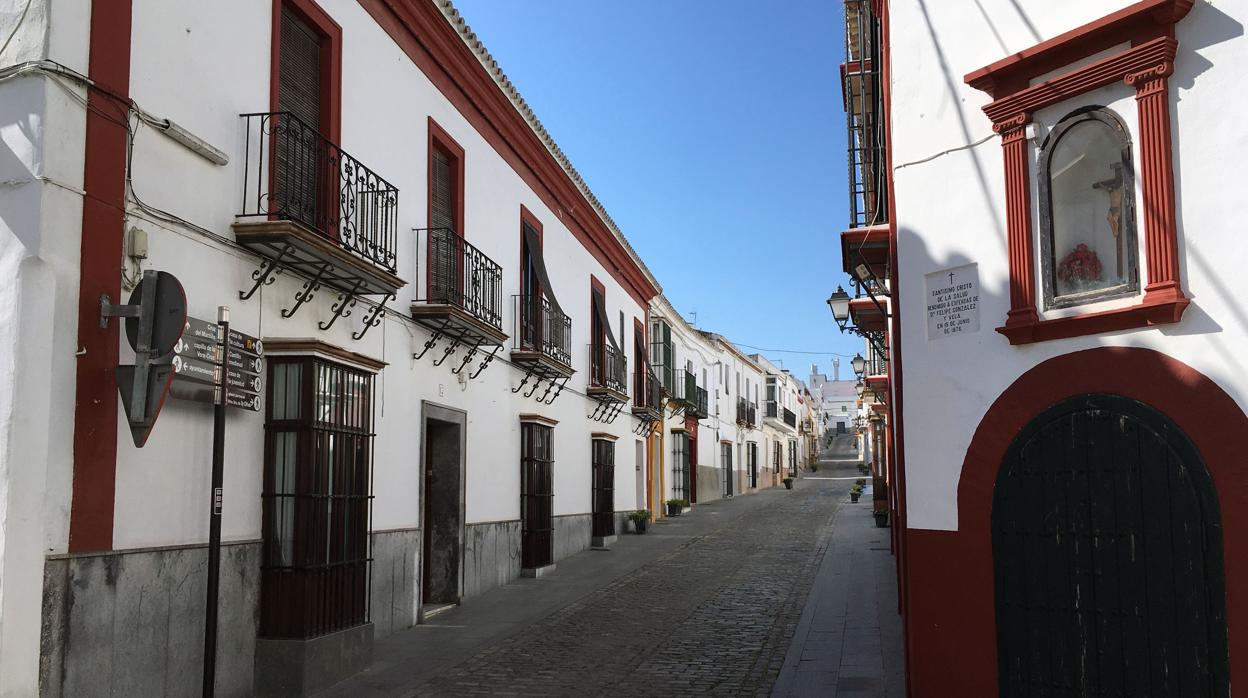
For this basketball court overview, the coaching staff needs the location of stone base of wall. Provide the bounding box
[39,542,261,698]
[254,623,373,697]
[369,528,419,638]
[553,513,591,562]
[696,465,722,503]
[463,520,521,599]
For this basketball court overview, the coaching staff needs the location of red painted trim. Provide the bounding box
[848,297,887,333]
[904,347,1247,695]
[356,0,658,309]
[840,224,890,274]
[272,0,342,144]
[874,3,914,694]
[427,116,465,236]
[966,6,1189,346]
[427,117,466,300]
[996,296,1187,344]
[965,0,1193,96]
[69,0,133,553]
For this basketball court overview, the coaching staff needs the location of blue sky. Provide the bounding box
[453,0,863,373]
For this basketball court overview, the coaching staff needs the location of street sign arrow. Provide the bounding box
[224,370,262,394]
[171,354,218,384]
[225,391,261,411]
[227,331,263,357]
[225,352,263,375]
[183,316,218,343]
[173,335,218,363]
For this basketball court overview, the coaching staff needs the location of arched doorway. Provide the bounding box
[992,394,1228,697]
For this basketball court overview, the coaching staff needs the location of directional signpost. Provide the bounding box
[104,275,265,697]
[169,319,263,412]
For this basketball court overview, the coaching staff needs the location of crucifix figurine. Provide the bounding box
[1093,162,1125,278]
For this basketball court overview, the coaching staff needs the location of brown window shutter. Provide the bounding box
[430,148,455,232]
[279,6,322,131]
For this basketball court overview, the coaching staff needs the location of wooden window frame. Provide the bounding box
[965,0,1194,345]
[520,420,554,569]
[1037,106,1140,310]
[270,0,341,143]
[260,355,375,639]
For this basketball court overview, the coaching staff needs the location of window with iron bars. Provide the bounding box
[671,431,690,502]
[261,357,374,639]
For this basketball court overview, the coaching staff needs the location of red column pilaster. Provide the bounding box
[996,114,1038,336]
[1128,63,1188,309]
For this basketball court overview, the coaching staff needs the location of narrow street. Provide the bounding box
[319,436,902,697]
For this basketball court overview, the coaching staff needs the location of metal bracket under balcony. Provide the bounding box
[587,344,629,424]
[631,368,664,434]
[511,295,574,404]
[234,112,403,342]
[410,228,507,378]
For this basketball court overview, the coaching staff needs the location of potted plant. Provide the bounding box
[665,498,688,517]
[850,483,864,503]
[783,477,795,490]
[811,463,819,473]
[628,509,651,534]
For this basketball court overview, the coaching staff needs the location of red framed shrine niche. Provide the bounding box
[965,0,1194,345]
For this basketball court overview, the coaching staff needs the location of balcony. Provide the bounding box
[843,0,887,229]
[784,408,797,429]
[511,295,573,381]
[409,227,507,372]
[736,397,757,430]
[631,366,663,433]
[587,342,628,404]
[234,112,404,339]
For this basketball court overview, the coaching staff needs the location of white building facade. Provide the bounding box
[838,0,1248,694]
[0,1,672,695]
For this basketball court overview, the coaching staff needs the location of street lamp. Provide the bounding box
[826,286,851,331]
[851,352,866,377]
[855,379,865,398]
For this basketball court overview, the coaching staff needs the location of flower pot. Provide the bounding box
[783,480,794,490]
[850,491,861,503]
[666,503,682,517]
[633,519,648,534]
[874,511,890,528]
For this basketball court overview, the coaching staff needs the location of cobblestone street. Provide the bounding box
[319,436,902,698]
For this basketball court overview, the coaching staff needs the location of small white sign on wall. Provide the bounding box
[926,263,980,340]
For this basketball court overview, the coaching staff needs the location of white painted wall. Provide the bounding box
[888,0,1247,530]
[106,0,661,550]
[0,0,92,693]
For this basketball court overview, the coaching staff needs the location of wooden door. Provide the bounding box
[592,439,615,538]
[521,423,553,569]
[993,395,1228,697]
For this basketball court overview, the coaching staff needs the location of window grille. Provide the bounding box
[261,357,374,639]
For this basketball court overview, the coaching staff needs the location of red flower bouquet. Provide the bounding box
[1057,244,1103,288]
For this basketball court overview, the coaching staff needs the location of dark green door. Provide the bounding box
[993,395,1228,697]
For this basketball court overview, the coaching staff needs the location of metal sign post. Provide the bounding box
[202,305,228,698]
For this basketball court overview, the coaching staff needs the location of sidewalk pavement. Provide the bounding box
[772,487,906,697]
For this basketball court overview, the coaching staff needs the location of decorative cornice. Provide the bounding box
[519,413,559,427]
[965,0,1193,96]
[591,431,619,441]
[993,113,1030,137]
[1125,61,1174,92]
[982,37,1177,124]
[263,338,388,372]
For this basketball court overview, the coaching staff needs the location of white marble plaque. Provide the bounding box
[926,264,980,340]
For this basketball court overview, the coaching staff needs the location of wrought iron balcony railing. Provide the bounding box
[843,0,888,229]
[633,366,662,411]
[513,295,571,367]
[784,407,797,429]
[239,111,398,273]
[737,397,757,427]
[691,386,709,419]
[589,342,628,395]
[766,401,780,420]
[415,227,503,330]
